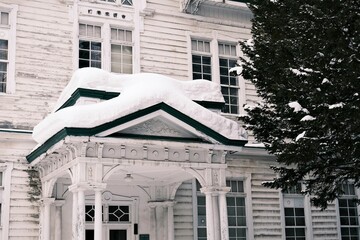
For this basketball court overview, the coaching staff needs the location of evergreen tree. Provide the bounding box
[239,0,360,209]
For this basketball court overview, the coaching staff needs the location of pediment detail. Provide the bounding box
[120,117,197,139]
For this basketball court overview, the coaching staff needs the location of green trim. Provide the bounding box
[194,100,224,110]
[56,88,120,112]
[27,102,247,163]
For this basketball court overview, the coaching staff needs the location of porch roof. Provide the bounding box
[27,68,248,163]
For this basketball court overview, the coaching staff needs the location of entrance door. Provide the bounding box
[109,229,127,240]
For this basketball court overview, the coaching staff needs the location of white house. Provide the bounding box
[0,0,358,240]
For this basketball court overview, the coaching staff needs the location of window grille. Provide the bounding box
[0,40,8,93]
[191,39,211,81]
[111,28,133,74]
[219,42,239,114]
[283,183,306,240]
[339,183,359,240]
[79,24,102,69]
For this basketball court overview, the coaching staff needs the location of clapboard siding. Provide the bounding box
[174,180,194,240]
[251,174,282,239]
[312,204,339,239]
[0,0,72,131]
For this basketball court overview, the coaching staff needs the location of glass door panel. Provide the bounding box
[85,229,94,240]
[109,229,127,240]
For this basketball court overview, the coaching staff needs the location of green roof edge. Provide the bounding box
[27,102,247,163]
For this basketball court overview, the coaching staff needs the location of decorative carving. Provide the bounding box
[122,119,185,137]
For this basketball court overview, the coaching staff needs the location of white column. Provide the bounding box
[54,200,65,240]
[201,189,216,240]
[167,202,175,240]
[156,205,164,240]
[149,205,157,240]
[212,194,221,240]
[42,198,55,240]
[72,191,78,240]
[78,189,85,240]
[94,189,103,240]
[218,190,230,240]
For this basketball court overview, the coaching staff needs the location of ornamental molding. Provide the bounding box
[121,118,189,138]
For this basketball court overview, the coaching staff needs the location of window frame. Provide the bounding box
[188,34,244,116]
[77,21,134,74]
[0,4,17,94]
[337,183,360,240]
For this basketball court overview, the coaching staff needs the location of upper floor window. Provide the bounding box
[98,0,133,6]
[0,12,9,26]
[191,39,211,81]
[78,23,133,74]
[79,24,102,69]
[190,37,241,115]
[219,42,239,114]
[339,183,359,240]
[111,28,132,74]
[0,6,17,94]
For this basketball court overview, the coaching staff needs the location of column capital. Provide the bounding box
[200,186,230,195]
[40,197,55,205]
[54,199,66,207]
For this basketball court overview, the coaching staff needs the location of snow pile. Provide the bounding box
[295,131,306,141]
[328,102,344,109]
[229,66,243,76]
[300,115,316,121]
[34,68,245,145]
[288,101,303,112]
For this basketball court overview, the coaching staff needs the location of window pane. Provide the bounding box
[1,12,9,25]
[79,60,89,68]
[85,230,94,240]
[79,24,86,36]
[91,42,102,51]
[111,63,121,73]
[79,50,90,59]
[0,40,8,50]
[123,46,132,55]
[79,40,90,50]
[109,230,127,240]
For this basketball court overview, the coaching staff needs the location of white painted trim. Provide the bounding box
[1,162,13,240]
[192,179,198,240]
[132,0,141,73]
[0,4,17,94]
[279,189,286,240]
[186,32,193,80]
[72,1,80,71]
[303,187,313,239]
[244,173,254,239]
[334,199,341,240]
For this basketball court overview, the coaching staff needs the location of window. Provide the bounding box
[78,23,133,73]
[111,28,132,74]
[190,38,241,114]
[191,39,212,81]
[226,179,246,240]
[79,24,102,69]
[219,43,239,114]
[0,6,16,94]
[108,205,130,222]
[85,204,129,222]
[98,0,133,5]
[283,183,306,240]
[195,179,246,240]
[339,183,359,240]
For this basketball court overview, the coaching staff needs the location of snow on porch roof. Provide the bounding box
[27,68,247,162]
